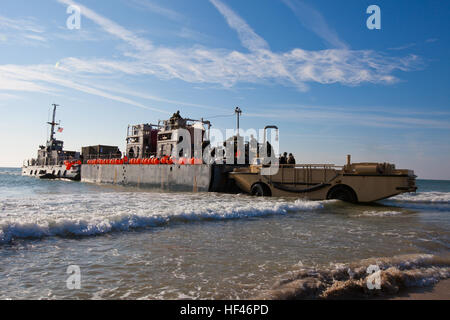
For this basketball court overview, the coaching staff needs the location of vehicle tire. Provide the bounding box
[327,185,357,203]
[251,183,266,197]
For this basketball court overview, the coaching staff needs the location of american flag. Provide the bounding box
[57,127,64,133]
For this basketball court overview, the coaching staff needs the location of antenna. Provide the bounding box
[235,107,242,135]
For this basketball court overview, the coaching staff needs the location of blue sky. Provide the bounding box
[0,0,449,179]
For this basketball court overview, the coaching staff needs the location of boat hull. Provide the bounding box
[80,164,239,193]
[22,165,81,181]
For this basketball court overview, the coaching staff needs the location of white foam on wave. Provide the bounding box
[357,210,405,217]
[390,191,450,204]
[258,253,450,299]
[0,192,325,244]
[383,192,450,212]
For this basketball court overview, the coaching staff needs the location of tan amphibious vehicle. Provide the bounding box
[230,155,417,203]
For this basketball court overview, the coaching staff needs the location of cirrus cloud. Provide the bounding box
[54,0,420,91]
[0,0,422,110]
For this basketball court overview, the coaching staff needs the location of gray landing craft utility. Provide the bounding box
[23,106,417,203]
[22,104,81,180]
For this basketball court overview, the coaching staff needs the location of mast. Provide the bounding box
[48,103,59,141]
[235,107,242,136]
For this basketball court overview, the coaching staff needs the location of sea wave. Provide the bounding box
[356,210,406,217]
[381,192,450,212]
[0,192,325,244]
[0,169,21,176]
[256,254,450,299]
[390,192,450,204]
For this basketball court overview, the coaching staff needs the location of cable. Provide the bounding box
[207,113,236,119]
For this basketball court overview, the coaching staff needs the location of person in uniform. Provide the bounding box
[279,152,288,164]
[287,153,296,165]
[169,111,182,126]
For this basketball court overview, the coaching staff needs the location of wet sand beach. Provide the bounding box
[388,278,450,300]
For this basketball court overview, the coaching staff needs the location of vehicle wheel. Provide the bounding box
[327,185,357,203]
[251,183,265,197]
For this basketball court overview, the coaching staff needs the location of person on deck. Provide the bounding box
[279,152,288,165]
[287,153,296,165]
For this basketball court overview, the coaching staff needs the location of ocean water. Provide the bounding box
[0,167,449,299]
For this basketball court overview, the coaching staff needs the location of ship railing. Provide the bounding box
[24,156,86,167]
[278,164,342,168]
[83,153,123,163]
[83,153,160,163]
[40,156,82,166]
[24,158,44,167]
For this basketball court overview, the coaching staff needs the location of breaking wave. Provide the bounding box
[256,254,450,299]
[389,192,450,204]
[0,192,325,244]
[382,191,450,212]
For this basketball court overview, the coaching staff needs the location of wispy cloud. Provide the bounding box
[388,38,440,51]
[57,0,153,52]
[209,0,269,52]
[91,83,223,111]
[23,34,47,42]
[0,64,168,113]
[0,69,52,93]
[246,106,450,129]
[0,15,47,44]
[0,0,421,109]
[281,0,348,49]
[129,0,184,21]
[0,15,45,33]
[52,27,105,42]
[52,0,419,90]
[388,43,416,51]
[178,27,211,42]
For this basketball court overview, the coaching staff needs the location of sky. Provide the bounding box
[0,0,449,179]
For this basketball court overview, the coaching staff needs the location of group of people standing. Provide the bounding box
[279,152,296,165]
